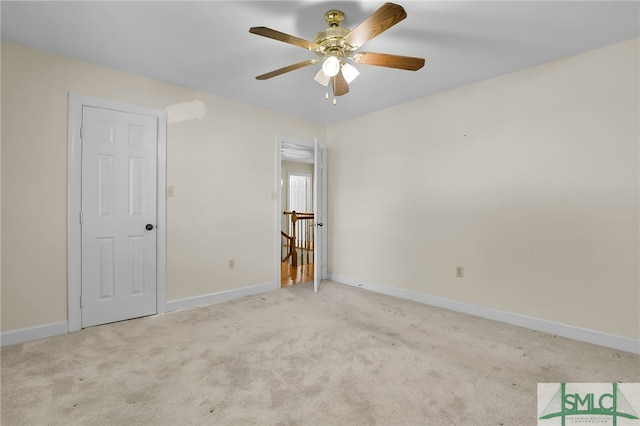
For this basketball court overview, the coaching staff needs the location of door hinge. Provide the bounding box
[80,296,83,308]
[79,211,83,224]
[80,126,84,140]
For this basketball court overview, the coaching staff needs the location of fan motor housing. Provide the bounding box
[313,27,350,56]
[313,9,352,58]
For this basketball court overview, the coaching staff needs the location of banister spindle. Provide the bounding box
[291,211,298,267]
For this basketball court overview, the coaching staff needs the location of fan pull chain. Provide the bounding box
[322,90,336,105]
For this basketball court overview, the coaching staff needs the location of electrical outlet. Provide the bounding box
[456,266,464,278]
[228,259,235,269]
[167,185,174,197]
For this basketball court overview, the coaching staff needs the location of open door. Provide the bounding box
[313,139,324,293]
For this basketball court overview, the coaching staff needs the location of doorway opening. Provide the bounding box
[280,143,315,287]
[275,136,327,292]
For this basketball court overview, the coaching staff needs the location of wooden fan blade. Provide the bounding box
[343,3,407,49]
[332,69,349,96]
[352,52,425,71]
[255,59,319,80]
[249,27,320,51]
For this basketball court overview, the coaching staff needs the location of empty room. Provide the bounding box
[1,1,639,425]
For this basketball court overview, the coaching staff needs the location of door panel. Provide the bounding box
[288,173,312,213]
[81,106,158,328]
[313,140,324,293]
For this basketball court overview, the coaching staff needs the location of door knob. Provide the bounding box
[145,224,154,231]
[317,223,323,227]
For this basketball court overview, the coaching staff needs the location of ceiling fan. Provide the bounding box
[249,2,425,104]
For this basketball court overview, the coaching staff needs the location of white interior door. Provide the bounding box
[81,106,158,327]
[313,139,325,293]
[288,172,312,213]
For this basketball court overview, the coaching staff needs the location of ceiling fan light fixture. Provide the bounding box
[249,3,426,102]
[322,55,341,77]
[341,63,360,84]
[314,69,330,86]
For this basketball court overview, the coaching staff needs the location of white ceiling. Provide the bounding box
[2,1,638,125]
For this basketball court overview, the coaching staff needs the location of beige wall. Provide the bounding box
[0,41,323,332]
[2,38,638,341]
[326,38,639,340]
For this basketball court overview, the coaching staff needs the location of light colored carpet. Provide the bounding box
[1,281,638,425]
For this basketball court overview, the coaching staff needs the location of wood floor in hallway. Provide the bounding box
[281,262,313,287]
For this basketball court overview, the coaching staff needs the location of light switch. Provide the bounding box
[167,186,174,197]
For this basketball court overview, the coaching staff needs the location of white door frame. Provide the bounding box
[67,93,167,332]
[275,135,327,287]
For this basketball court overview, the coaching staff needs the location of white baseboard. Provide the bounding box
[5,279,636,354]
[1,282,278,347]
[0,321,69,347]
[166,281,278,313]
[327,273,640,355]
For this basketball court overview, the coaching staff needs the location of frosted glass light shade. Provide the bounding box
[341,63,360,84]
[314,69,330,86]
[322,56,341,77]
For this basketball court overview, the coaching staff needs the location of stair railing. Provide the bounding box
[282,211,314,267]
